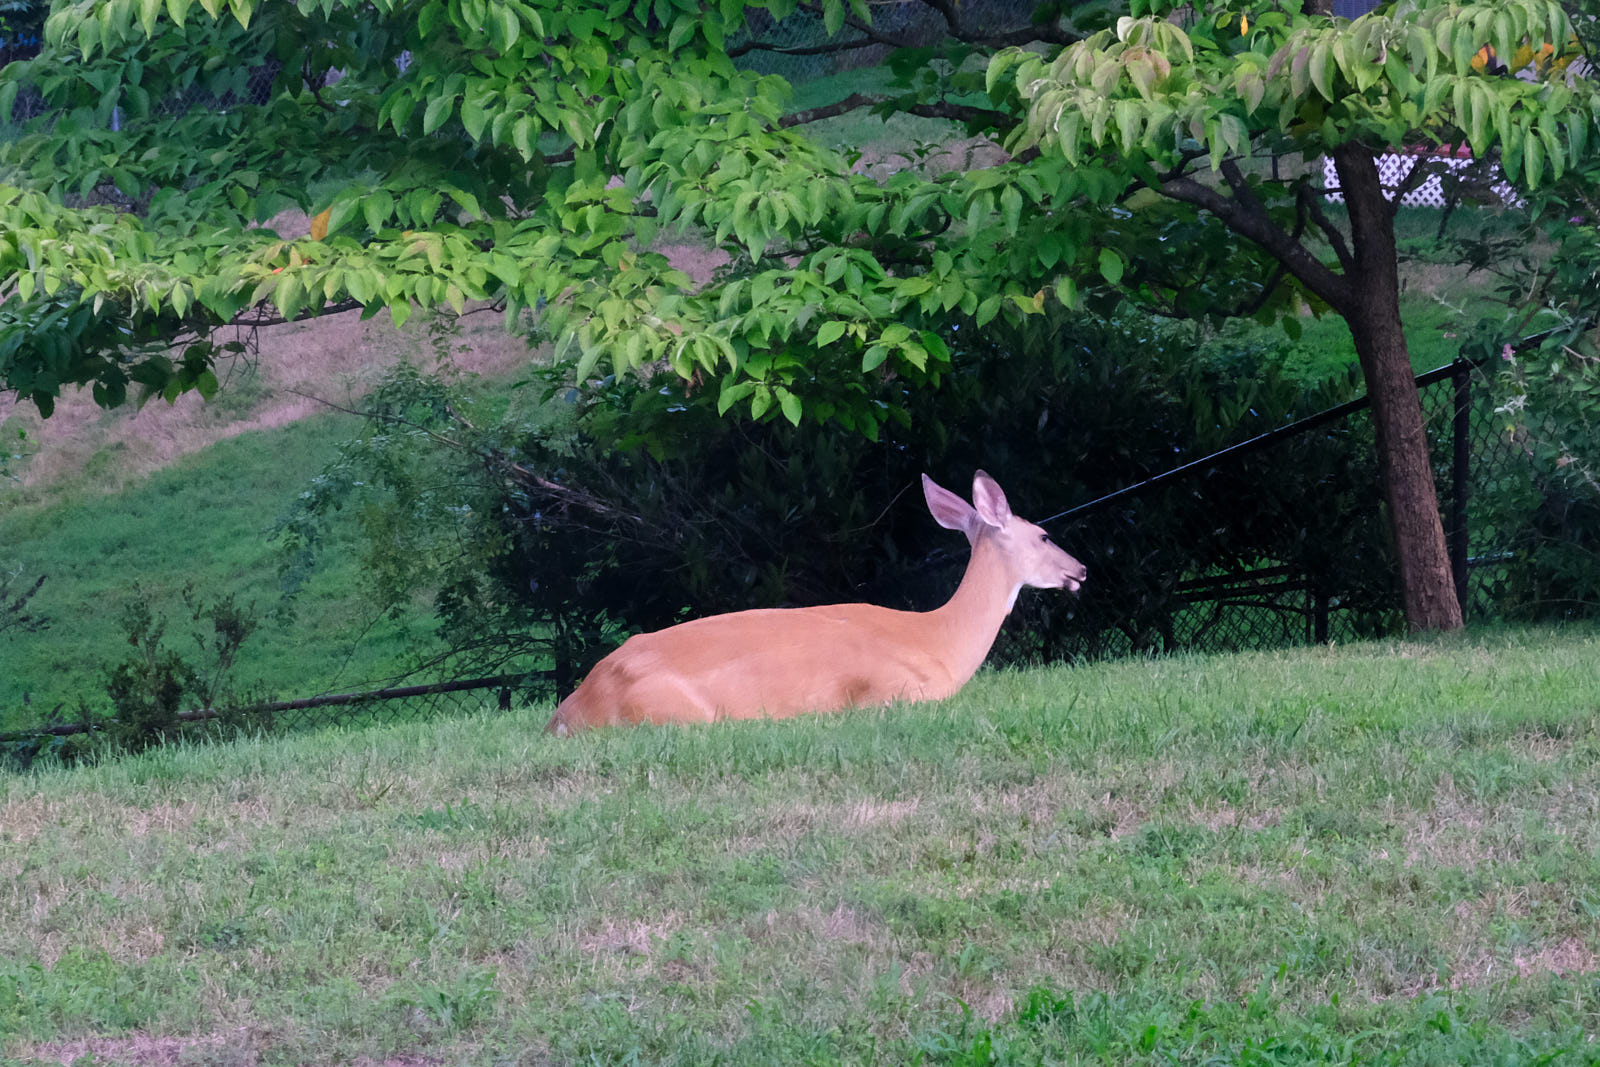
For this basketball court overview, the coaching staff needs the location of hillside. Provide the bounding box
[0,304,534,730]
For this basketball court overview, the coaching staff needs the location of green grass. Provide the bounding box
[1205,204,1539,386]
[3,626,1598,1064]
[0,412,431,733]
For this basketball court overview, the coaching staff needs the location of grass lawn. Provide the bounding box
[3,626,1598,1065]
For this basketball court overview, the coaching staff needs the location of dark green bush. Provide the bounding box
[282,308,1387,691]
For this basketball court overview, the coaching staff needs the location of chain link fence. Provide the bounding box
[1,674,554,770]
[981,354,1550,664]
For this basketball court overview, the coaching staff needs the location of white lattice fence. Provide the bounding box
[1321,150,1521,207]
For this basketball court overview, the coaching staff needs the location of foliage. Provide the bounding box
[1455,238,1600,621]
[1,0,1590,423]
[283,309,1381,682]
[1004,0,1589,191]
[100,583,260,752]
[1440,128,1600,622]
[0,0,44,40]
[392,969,501,1035]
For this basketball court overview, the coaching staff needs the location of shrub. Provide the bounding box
[282,307,1384,690]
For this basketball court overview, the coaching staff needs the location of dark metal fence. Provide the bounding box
[0,674,552,769]
[985,353,1533,664]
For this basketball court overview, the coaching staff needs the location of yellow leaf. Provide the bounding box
[1240,13,1249,34]
[309,208,331,241]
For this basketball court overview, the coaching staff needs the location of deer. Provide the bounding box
[544,471,1087,734]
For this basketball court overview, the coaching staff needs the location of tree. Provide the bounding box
[1,0,1595,631]
[995,0,1596,630]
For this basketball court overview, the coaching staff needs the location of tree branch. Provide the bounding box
[1385,151,1448,216]
[732,0,1080,59]
[228,297,365,328]
[778,91,1009,130]
[1157,173,1352,311]
[1296,183,1355,275]
[727,36,882,58]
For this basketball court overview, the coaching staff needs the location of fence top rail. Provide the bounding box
[1041,319,1585,529]
[1039,358,1472,528]
[1,671,550,742]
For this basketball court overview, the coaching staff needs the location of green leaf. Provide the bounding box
[778,388,803,426]
[512,114,535,159]
[1524,125,1544,188]
[1055,275,1078,308]
[862,344,888,372]
[461,93,489,141]
[196,369,219,401]
[422,92,455,135]
[498,6,520,49]
[1309,39,1334,101]
[274,272,302,321]
[749,384,773,420]
[362,191,395,234]
[823,0,844,37]
[716,379,754,415]
[1289,44,1310,99]
[1098,247,1124,285]
[816,320,847,346]
[1000,184,1022,234]
[668,14,694,51]
[919,329,950,363]
[975,294,1002,326]
[573,339,603,382]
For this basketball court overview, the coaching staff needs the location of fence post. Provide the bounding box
[1451,359,1471,617]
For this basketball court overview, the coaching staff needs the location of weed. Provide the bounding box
[392,968,500,1035]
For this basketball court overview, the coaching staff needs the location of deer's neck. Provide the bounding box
[926,532,1018,688]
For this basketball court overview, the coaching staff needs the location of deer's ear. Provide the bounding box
[923,474,976,536]
[971,470,1011,530]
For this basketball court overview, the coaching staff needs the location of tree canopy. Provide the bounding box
[0,0,1588,418]
[3,0,1598,629]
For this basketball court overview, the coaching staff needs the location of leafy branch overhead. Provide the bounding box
[1,0,1597,431]
[999,0,1594,311]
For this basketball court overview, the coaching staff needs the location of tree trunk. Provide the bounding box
[1333,144,1464,631]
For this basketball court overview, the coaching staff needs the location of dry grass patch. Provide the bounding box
[576,913,685,958]
[749,903,883,949]
[0,793,61,846]
[844,797,920,827]
[0,298,533,494]
[1185,801,1282,832]
[28,1029,246,1067]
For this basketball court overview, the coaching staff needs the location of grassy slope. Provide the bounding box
[2,627,1598,1065]
[0,412,430,731]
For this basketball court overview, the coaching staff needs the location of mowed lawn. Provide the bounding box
[3,627,1599,1065]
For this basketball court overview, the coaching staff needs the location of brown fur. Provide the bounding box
[546,472,1085,734]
